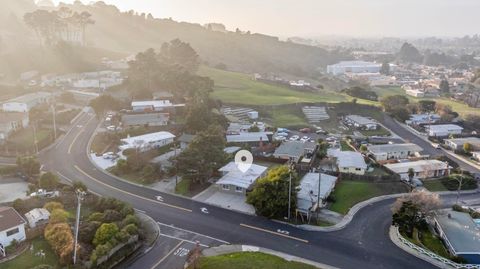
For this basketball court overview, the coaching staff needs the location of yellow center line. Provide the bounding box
[150,240,184,269]
[68,130,84,154]
[74,165,192,212]
[240,223,309,243]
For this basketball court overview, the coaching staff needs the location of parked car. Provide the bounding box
[102,152,118,160]
[277,128,290,133]
[276,132,289,137]
[274,136,287,141]
[289,135,300,141]
[299,128,311,133]
[30,189,60,198]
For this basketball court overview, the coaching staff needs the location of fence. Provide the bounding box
[394,227,480,269]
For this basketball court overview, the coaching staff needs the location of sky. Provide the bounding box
[51,0,479,38]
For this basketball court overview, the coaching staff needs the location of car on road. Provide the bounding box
[431,143,441,149]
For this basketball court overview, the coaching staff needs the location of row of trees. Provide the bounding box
[380,95,458,122]
[24,7,94,46]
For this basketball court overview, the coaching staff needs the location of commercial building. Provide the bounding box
[121,113,170,127]
[0,207,26,252]
[344,115,378,130]
[367,143,423,161]
[273,141,317,163]
[329,150,367,175]
[24,208,50,228]
[297,173,337,215]
[0,112,29,142]
[384,160,450,180]
[427,124,463,137]
[216,162,268,195]
[444,137,480,151]
[119,131,175,152]
[433,209,480,264]
[131,100,185,112]
[326,61,396,76]
[2,92,52,112]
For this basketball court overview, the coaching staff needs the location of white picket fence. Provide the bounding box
[395,227,480,269]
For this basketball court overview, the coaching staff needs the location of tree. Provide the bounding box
[246,166,298,219]
[418,100,436,113]
[44,223,74,265]
[159,39,200,73]
[380,95,409,113]
[463,114,480,131]
[89,95,124,117]
[359,144,368,153]
[49,209,69,224]
[93,223,119,246]
[39,172,60,190]
[392,201,426,237]
[177,125,227,184]
[407,168,415,183]
[380,62,390,75]
[435,103,456,122]
[398,42,423,63]
[16,156,40,177]
[44,202,64,213]
[439,79,450,94]
[463,143,473,153]
[390,107,410,122]
[73,180,88,192]
[392,190,441,217]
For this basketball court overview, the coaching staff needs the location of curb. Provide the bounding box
[200,244,339,269]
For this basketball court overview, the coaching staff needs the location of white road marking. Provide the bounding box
[173,247,190,257]
[157,232,208,248]
[150,240,184,269]
[240,223,309,243]
[156,221,229,244]
[156,195,164,202]
[277,229,290,235]
[200,207,209,214]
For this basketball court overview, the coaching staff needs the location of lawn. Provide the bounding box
[420,230,450,258]
[422,179,448,192]
[175,178,191,196]
[329,181,382,214]
[192,252,318,269]
[199,66,347,105]
[360,126,391,137]
[2,238,60,269]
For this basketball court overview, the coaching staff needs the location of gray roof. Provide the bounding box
[435,209,480,254]
[445,137,480,147]
[329,150,367,169]
[274,141,316,159]
[368,143,423,154]
[226,132,272,143]
[345,115,377,125]
[0,207,26,231]
[5,92,51,104]
[122,113,169,126]
[297,173,337,212]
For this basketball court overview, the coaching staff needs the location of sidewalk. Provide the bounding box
[201,245,339,269]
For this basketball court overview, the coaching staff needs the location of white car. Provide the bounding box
[289,135,300,141]
[102,152,118,159]
[276,132,289,137]
[106,125,117,131]
[274,136,287,141]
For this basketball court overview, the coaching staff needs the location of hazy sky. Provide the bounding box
[51,0,479,38]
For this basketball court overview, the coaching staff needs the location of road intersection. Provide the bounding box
[39,109,480,269]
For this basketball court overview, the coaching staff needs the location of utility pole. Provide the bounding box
[51,103,57,140]
[73,190,86,265]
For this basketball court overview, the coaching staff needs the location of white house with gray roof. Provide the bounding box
[216,162,268,195]
[444,137,480,151]
[427,124,463,137]
[344,115,378,130]
[328,150,367,175]
[384,160,450,181]
[273,141,317,163]
[2,92,52,112]
[121,113,170,127]
[297,173,338,215]
[367,143,423,161]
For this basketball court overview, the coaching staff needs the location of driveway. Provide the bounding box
[193,185,256,215]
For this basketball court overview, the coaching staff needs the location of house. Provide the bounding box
[444,137,480,151]
[67,90,100,104]
[2,92,52,112]
[0,112,29,142]
[406,114,441,126]
[119,131,175,152]
[297,173,338,215]
[226,132,272,145]
[329,150,367,175]
[367,143,423,161]
[433,209,480,264]
[427,124,463,137]
[326,61,396,75]
[24,208,50,228]
[131,100,184,112]
[0,207,26,252]
[121,113,170,127]
[178,133,196,149]
[473,151,480,162]
[273,141,317,163]
[215,162,268,195]
[384,160,450,181]
[344,115,378,130]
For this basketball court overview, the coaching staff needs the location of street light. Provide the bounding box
[287,160,295,220]
[73,189,86,265]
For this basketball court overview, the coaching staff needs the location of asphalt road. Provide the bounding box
[39,110,480,269]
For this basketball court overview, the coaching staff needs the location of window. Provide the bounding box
[235,186,243,193]
[6,228,19,237]
[355,168,362,171]
[222,185,230,190]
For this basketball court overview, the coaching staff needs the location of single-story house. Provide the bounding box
[444,137,480,151]
[433,209,480,264]
[297,173,338,215]
[119,131,175,152]
[2,92,52,112]
[24,208,50,228]
[0,112,29,142]
[367,143,423,161]
[406,113,441,126]
[178,133,196,149]
[121,113,170,127]
[0,207,26,253]
[344,115,378,130]
[273,141,317,163]
[226,132,272,145]
[215,162,268,195]
[328,150,367,175]
[384,160,450,181]
[427,124,463,137]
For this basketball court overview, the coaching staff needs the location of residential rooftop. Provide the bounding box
[0,207,26,231]
[367,143,423,154]
[5,92,51,104]
[274,141,316,159]
[329,150,367,169]
[384,159,449,174]
[435,209,480,254]
[345,115,377,125]
[226,132,272,143]
[297,173,337,213]
[217,162,268,189]
[427,124,463,132]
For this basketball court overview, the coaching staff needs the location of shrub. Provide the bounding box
[13,198,25,212]
[122,224,138,236]
[79,221,101,244]
[49,209,69,224]
[39,172,60,190]
[88,212,104,222]
[121,214,139,228]
[440,175,477,191]
[93,223,119,246]
[102,209,123,223]
[115,230,130,243]
[44,202,64,213]
[44,223,74,265]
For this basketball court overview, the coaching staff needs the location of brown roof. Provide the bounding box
[0,207,26,231]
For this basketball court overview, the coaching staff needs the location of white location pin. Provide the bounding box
[234,150,253,173]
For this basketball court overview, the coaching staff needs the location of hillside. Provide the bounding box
[0,0,349,80]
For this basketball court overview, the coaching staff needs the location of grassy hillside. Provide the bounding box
[199,66,348,105]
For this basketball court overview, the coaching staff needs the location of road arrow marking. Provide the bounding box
[200,207,209,214]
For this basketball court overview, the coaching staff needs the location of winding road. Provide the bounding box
[39,109,480,269]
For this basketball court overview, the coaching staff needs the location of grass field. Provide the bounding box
[192,252,318,269]
[199,66,347,105]
[2,238,60,269]
[329,181,382,214]
[422,179,448,192]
